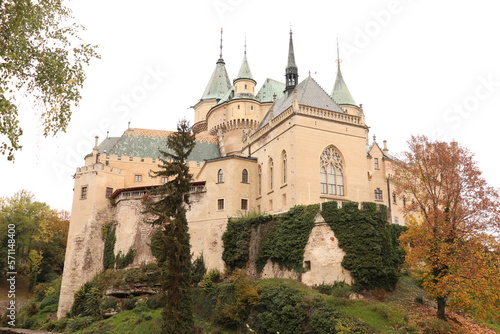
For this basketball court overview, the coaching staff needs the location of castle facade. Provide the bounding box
[57,31,403,318]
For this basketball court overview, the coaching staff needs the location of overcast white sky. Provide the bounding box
[1,0,499,211]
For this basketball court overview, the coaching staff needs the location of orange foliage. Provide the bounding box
[393,135,500,320]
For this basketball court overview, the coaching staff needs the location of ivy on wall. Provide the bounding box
[222,205,319,274]
[222,202,405,291]
[321,201,406,292]
[222,213,273,271]
[102,222,135,270]
[256,204,319,273]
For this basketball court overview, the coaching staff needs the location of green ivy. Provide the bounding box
[256,205,319,273]
[115,248,135,269]
[102,222,116,270]
[222,213,273,270]
[103,222,135,270]
[322,201,406,292]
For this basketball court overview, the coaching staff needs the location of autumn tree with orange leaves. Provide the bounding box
[392,136,500,321]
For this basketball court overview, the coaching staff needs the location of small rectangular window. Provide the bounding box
[161,177,168,183]
[81,186,88,200]
[374,188,383,201]
[217,199,225,211]
[134,175,142,182]
[374,158,380,170]
[241,199,248,211]
[105,187,113,199]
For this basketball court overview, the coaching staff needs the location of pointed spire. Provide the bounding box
[236,37,254,80]
[217,28,224,64]
[201,29,231,100]
[285,29,299,94]
[331,39,357,106]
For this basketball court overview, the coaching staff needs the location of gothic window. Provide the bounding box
[374,188,383,201]
[320,146,344,196]
[282,150,287,184]
[242,169,248,183]
[217,169,224,183]
[269,158,274,190]
[258,166,262,196]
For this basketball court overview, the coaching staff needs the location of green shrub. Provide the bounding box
[314,281,352,298]
[102,222,116,270]
[145,295,164,310]
[191,253,207,285]
[40,291,59,310]
[202,268,221,291]
[67,316,96,332]
[122,296,138,310]
[71,280,103,317]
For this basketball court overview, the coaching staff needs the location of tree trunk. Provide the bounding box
[437,296,447,320]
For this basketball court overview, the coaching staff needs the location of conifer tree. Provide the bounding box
[145,119,196,333]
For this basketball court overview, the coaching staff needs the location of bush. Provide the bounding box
[191,253,207,285]
[202,268,221,291]
[122,296,138,310]
[424,318,452,334]
[71,280,103,317]
[67,316,96,332]
[314,281,352,299]
[40,291,59,310]
[145,295,164,310]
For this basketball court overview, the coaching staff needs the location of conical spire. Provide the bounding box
[236,38,253,80]
[201,29,231,100]
[331,39,357,106]
[285,29,299,94]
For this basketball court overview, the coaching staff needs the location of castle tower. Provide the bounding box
[193,29,231,135]
[285,29,299,94]
[206,41,262,156]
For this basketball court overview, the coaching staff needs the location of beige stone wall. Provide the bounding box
[302,214,353,286]
[57,165,124,319]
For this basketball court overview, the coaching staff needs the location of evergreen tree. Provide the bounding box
[145,119,196,333]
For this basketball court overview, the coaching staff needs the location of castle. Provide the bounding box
[57,31,404,318]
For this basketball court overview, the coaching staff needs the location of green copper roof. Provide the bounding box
[256,78,285,102]
[236,53,253,80]
[201,59,232,100]
[99,128,220,162]
[331,68,357,106]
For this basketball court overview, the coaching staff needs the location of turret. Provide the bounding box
[193,29,232,134]
[233,40,256,98]
[331,39,362,118]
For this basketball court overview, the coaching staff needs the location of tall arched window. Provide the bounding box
[217,169,224,183]
[269,158,274,190]
[282,150,287,184]
[242,169,248,183]
[320,146,344,196]
[258,166,262,196]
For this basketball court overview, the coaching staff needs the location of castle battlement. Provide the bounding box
[77,163,125,175]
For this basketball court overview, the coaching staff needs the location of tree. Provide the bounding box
[145,118,196,334]
[0,190,69,288]
[0,0,99,160]
[392,135,500,320]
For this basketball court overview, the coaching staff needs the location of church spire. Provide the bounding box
[285,29,299,94]
[201,29,231,100]
[331,39,357,106]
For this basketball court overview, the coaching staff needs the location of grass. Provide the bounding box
[73,308,162,334]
